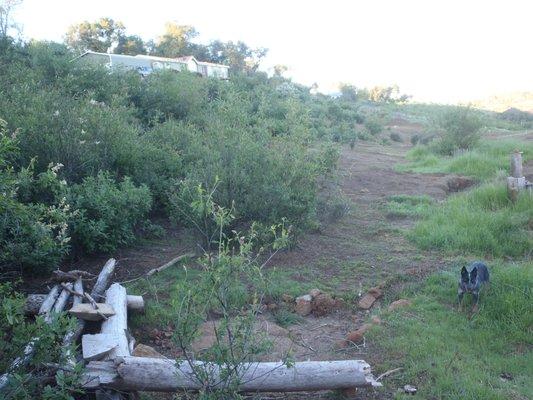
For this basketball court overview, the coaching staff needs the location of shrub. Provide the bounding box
[69,172,152,254]
[390,132,403,142]
[410,134,420,145]
[435,107,482,155]
[364,117,383,135]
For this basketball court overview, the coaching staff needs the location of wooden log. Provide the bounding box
[510,151,523,178]
[45,282,73,322]
[69,303,116,321]
[100,283,129,359]
[82,334,122,361]
[507,176,526,202]
[50,269,94,283]
[73,277,84,306]
[63,258,116,349]
[82,357,381,392]
[26,294,144,315]
[38,285,61,316]
[146,253,195,277]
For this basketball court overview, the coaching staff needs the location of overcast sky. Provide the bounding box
[11,0,533,103]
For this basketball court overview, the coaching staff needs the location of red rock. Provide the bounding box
[309,288,322,299]
[388,299,412,311]
[312,293,336,316]
[295,294,312,316]
[341,387,358,398]
[358,293,377,309]
[266,302,278,311]
[133,343,167,358]
[344,323,372,345]
[367,286,383,299]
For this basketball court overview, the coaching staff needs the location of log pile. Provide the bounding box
[3,256,381,396]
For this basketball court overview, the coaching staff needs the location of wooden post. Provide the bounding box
[510,151,523,178]
[82,357,381,392]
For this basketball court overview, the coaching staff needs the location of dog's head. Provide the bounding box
[460,266,477,291]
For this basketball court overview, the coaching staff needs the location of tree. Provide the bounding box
[65,18,125,54]
[207,40,267,73]
[115,34,146,55]
[153,22,198,58]
[338,83,359,102]
[273,64,288,77]
[0,0,22,38]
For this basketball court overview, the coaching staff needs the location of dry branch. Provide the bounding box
[146,253,195,277]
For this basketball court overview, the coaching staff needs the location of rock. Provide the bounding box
[266,302,278,311]
[334,297,346,309]
[295,294,312,316]
[367,286,383,299]
[312,293,336,316]
[281,294,294,303]
[344,323,372,346]
[388,299,412,311]
[358,293,377,309]
[133,343,167,359]
[308,288,322,299]
[371,315,382,325]
[403,384,417,394]
[341,387,358,397]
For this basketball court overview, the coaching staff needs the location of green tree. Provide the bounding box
[207,40,267,73]
[153,22,198,57]
[0,0,22,38]
[115,34,146,55]
[339,83,359,102]
[65,18,125,54]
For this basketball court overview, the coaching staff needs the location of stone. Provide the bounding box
[446,176,475,193]
[344,323,372,346]
[132,343,167,359]
[341,387,358,398]
[266,302,278,311]
[367,287,383,299]
[403,384,417,394]
[388,299,412,311]
[295,294,312,316]
[371,315,382,325]
[308,288,322,299]
[357,293,377,309]
[312,293,336,316]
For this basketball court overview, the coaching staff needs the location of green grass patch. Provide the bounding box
[386,195,434,218]
[374,262,532,400]
[272,309,304,328]
[400,139,533,181]
[410,184,532,258]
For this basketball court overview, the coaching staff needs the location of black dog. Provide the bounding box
[458,261,490,311]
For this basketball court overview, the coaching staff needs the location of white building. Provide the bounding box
[74,51,229,79]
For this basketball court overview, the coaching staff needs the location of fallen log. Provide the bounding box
[69,303,116,321]
[146,253,195,277]
[99,283,129,359]
[73,277,84,306]
[50,269,95,283]
[82,357,381,392]
[63,259,116,349]
[38,285,61,317]
[26,293,143,315]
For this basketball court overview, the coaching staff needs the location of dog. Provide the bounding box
[458,261,490,312]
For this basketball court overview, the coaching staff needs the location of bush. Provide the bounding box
[390,132,403,142]
[435,107,482,155]
[364,117,383,135]
[410,134,420,145]
[69,172,152,254]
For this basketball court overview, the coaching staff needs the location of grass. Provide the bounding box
[386,194,434,218]
[272,309,304,328]
[399,139,533,181]
[410,184,532,258]
[373,261,532,400]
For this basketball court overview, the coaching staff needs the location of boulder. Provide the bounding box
[295,294,312,316]
[308,288,322,299]
[344,323,372,346]
[388,299,412,311]
[281,294,294,303]
[367,286,383,299]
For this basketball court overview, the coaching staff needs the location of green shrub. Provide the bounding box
[386,194,433,218]
[410,134,420,145]
[364,117,383,135]
[390,132,403,142]
[69,172,152,254]
[435,107,482,155]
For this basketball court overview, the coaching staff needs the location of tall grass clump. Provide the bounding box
[374,262,532,399]
[410,184,532,258]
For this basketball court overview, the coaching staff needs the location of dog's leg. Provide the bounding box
[458,290,464,311]
[471,291,479,313]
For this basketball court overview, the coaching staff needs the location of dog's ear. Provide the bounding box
[470,266,477,283]
[461,266,469,282]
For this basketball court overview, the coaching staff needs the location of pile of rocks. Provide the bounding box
[286,289,343,317]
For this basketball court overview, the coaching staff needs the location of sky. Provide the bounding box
[11,0,533,103]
